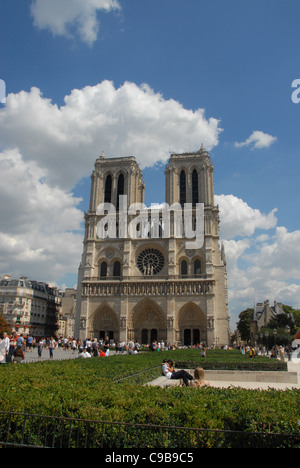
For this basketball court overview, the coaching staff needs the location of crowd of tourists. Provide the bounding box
[240,344,290,361]
[0,332,208,364]
[0,332,148,363]
[1,331,295,364]
[0,332,60,363]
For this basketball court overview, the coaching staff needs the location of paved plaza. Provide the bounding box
[21,347,116,363]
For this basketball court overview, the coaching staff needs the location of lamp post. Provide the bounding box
[260,333,264,355]
[285,326,291,360]
[265,331,269,355]
[273,329,277,347]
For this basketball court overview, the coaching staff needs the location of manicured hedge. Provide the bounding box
[0,350,298,448]
[148,348,287,371]
[175,359,287,371]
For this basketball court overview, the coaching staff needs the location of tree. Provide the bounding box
[237,308,253,342]
[267,305,297,342]
[268,312,295,332]
[0,313,11,335]
[283,305,300,328]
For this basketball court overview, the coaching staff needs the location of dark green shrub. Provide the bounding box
[0,349,298,448]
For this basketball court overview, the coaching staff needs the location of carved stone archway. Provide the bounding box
[88,303,120,342]
[129,298,167,344]
[177,302,207,345]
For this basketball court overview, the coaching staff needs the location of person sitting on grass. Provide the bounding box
[13,345,25,364]
[161,359,194,387]
[77,347,91,359]
[191,367,210,388]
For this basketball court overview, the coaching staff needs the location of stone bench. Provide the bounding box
[204,370,298,384]
[147,369,299,388]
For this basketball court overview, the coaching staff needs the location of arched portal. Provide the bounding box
[129,299,167,344]
[88,303,119,342]
[177,302,207,346]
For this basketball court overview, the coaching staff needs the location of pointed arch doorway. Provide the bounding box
[129,299,167,345]
[177,302,206,346]
[89,304,119,342]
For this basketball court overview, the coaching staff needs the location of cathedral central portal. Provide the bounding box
[129,298,167,345]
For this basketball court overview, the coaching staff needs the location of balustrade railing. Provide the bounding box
[81,275,214,297]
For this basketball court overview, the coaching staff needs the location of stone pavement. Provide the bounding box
[21,347,116,363]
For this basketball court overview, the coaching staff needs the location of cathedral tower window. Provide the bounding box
[100,261,108,279]
[194,259,201,277]
[104,175,112,203]
[180,259,188,277]
[117,173,125,211]
[113,261,121,278]
[192,169,199,206]
[180,170,186,207]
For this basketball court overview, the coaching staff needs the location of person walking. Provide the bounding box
[0,334,6,364]
[8,334,17,363]
[16,334,24,350]
[103,335,110,356]
[49,337,56,359]
[38,338,43,359]
[71,339,77,354]
[3,332,10,363]
[27,335,33,352]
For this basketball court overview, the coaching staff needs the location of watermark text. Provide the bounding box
[0,79,6,104]
[96,196,204,250]
[291,79,300,104]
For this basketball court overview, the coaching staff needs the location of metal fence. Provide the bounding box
[113,365,162,384]
[0,411,299,448]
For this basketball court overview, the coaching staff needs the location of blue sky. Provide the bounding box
[1,0,300,329]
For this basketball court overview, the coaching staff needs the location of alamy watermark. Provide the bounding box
[291,79,300,104]
[0,79,6,104]
[96,196,204,250]
[291,339,300,364]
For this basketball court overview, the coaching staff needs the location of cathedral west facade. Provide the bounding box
[74,147,229,347]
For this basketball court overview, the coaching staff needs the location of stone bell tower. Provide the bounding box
[164,146,229,346]
[88,152,145,212]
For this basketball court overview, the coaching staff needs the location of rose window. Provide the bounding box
[137,248,164,276]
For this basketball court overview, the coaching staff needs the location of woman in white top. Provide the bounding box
[161,359,173,379]
[161,359,194,387]
[0,337,5,364]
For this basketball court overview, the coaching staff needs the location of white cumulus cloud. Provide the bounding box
[234,130,277,149]
[0,81,222,285]
[0,81,222,190]
[31,0,121,45]
[215,194,278,239]
[0,148,83,282]
[215,194,300,328]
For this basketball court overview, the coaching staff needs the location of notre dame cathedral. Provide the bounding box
[75,146,229,347]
